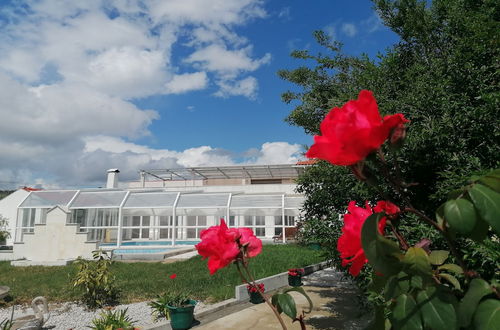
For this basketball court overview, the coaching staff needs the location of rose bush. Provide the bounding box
[305,90,499,329]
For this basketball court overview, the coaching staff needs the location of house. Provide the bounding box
[9,164,308,262]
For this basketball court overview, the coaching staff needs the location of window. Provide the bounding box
[185,215,207,239]
[242,215,266,237]
[122,215,150,240]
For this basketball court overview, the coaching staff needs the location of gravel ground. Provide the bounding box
[0,300,207,329]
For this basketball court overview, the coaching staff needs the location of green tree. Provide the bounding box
[281,0,498,213]
[281,0,499,283]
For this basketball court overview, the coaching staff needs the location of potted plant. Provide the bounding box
[246,283,265,304]
[149,286,197,330]
[287,268,304,287]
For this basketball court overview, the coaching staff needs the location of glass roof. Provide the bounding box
[230,194,283,208]
[284,196,305,209]
[70,191,128,208]
[177,193,230,208]
[141,164,305,181]
[18,190,304,210]
[123,192,178,208]
[19,190,78,208]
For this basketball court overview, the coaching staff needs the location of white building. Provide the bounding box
[0,188,34,246]
[9,164,307,261]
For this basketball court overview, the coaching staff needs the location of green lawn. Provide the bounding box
[0,244,324,305]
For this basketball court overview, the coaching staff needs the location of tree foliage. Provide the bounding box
[280,0,499,218]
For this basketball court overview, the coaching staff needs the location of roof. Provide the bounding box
[296,159,318,166]
[140,164,307,181]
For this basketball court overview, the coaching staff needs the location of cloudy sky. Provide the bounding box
[0,0,398,188]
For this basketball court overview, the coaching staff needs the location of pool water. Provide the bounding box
[114,248,174,254]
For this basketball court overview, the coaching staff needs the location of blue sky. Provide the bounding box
[0,0,398,188]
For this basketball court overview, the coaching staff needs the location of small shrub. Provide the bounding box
[89,308,136,330]
[0,319,13,330]
[73,250,119,309]
[149,292,191,321]
[0,215,10,245]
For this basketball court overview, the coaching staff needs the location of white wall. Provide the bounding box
[0,189,29,246]
[13,206,97,261]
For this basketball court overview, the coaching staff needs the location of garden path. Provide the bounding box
[194,267,372,330]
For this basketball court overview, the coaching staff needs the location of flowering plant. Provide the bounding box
[247,283,265,293]
[306,90,500,329]
[196,219,313,329]
[287,268,304,277]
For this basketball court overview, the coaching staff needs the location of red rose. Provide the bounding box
[306,90,409,166]
[337,201,399,276]
[238,227,263,257]
[195,219,262,275]
[169,273,177,279]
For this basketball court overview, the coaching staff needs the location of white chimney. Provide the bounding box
[106,169,120,188]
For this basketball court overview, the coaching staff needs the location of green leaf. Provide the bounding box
[444,199,477,234]
[467,216,489,242]
[271,294,282,314]
[385,273,410,300]
[283,287,313,313]
[369,273,390,294]
[473,299,500,330]
[468,183,500,235]
[370,305,387,330]
[361,213,403,276]
[436,204,445,229]
[416,287,457,329]
[479,169,500,193]
[438,273,461,290]
[403,247,432,277]
[410,276,423,290]
[277,293,297,320]
[448,188,465,200]
[428,250,449,265]
[391,294,423,330]
[458,278,493,327]
[438,264,463,274]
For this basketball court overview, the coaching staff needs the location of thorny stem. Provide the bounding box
[389,222,409,251]
[236,255,288,330]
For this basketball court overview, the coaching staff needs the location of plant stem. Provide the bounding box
[241,262,288,330]
[389,222,409,251]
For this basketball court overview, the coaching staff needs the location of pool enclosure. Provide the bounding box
[15,189,304,247]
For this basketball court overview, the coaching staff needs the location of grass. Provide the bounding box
[0,244,324,305]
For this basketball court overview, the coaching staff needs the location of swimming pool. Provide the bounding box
[113,248,174,254]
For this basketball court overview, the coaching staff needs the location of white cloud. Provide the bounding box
[214,76,258,99]
[185,44,271,79]
[0,0,275,188]
[341,23,358,37]
[362,13,384,33]
[323,24,336,40]
[252,142,302,165]
[165,72,208,94]
[278,7,291,21]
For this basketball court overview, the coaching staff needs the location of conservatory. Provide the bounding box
[15,189,304,247]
